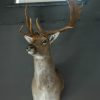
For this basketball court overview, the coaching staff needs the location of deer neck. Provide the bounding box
[33,54,55,77]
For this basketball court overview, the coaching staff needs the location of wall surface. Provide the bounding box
[0,0,100,100]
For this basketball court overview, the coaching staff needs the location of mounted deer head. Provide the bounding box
[19,0,80,57]
[19,1,81,100]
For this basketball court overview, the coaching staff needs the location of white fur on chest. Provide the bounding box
[33,55,50,90]
[32,55,60,100]
[33,89,58,100]
[34,56,52,87]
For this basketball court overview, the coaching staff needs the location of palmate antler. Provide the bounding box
[19,0,80,36]
[36,0,81,35]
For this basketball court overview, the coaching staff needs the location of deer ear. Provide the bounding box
[49,32,60,44]
[24,35,33,43]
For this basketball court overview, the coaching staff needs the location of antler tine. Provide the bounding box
[36,18,45,33]
[25,5,34,35]
[29,17,33,33]
[19,25,26,35]
[68,0,80,27]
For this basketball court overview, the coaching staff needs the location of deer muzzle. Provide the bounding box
[26,44,37,55]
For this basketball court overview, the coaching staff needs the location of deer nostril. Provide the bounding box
[26,47,30,51]
[26,45,31,51]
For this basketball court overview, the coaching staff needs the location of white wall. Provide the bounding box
[16,0,65,4]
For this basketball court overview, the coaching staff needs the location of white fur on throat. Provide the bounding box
[33,54,59,100]
[34,54,45,59]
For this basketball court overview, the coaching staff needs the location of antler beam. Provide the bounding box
[36,0,81,35]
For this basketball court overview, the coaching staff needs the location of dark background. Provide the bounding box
[0,0,100,100]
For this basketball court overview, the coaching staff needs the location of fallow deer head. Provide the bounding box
[19,0,80,56]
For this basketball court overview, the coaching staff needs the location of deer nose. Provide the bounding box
[26,44,33,51]
[26,44,36,51]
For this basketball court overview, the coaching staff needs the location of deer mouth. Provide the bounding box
[26,44,37,56]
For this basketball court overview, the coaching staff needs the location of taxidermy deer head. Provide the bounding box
[19,0,80,100]
[19,0,80,57]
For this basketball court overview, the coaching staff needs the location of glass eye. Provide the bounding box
[42,39,48,45]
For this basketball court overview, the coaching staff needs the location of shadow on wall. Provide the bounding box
[56,52,80,98]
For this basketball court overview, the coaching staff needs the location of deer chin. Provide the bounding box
[26,46,35,56]
[27,49,34,56]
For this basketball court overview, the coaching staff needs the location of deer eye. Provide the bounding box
[41,39,48,45]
